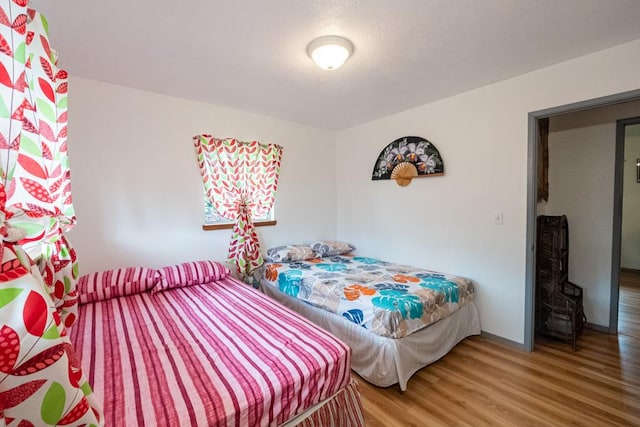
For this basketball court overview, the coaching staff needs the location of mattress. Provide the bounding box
[70,276,362,426]
[262,255,476,338]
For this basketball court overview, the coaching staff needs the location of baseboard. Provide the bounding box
[584,322,612,334]
[621,267,640,274]
[479,324,613,350]
[480,330,526,350]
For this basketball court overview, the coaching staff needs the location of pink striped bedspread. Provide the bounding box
[70,276,360,426]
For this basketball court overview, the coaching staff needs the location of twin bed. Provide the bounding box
[70,262,365,426]
[261,241,481,391]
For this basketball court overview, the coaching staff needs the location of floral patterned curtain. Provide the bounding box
[193,134,283,278]
[1,4,76,326]
[537,117,550,202]
[1,3,102,425]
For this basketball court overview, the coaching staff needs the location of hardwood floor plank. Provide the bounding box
[428,356,577,426]
[359,334,640,426]
[464,350,638,418]
[620,272,640,339]
[358,271,640,426]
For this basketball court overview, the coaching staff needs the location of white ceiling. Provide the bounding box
[29,0,640,130]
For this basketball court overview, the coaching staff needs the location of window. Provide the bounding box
[202,197,276,230]
[192,134,283,276]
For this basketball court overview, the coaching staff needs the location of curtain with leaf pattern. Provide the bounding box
[0,2,102,425]
[1,3,77,325]
[193,134,283,279]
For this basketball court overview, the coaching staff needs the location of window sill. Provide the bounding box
[202,220,277,231]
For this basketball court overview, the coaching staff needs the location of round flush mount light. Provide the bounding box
[307,35,354,71]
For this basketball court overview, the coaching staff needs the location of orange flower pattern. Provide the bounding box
[343,284,376,301]
[392,274,420,283]
[265,264,281,281]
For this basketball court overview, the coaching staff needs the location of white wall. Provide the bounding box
[67,77,337,274]
[546,121,613,327]
[335,39,640,344]
[622,124,640,270]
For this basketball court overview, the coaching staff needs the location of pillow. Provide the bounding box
[310,240,355,257]
[153,260,230,293]
[78,266,160,304]
[264,244,317,262]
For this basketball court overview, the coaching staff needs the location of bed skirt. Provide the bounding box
[263,282,481,391]
[284,379,365,427]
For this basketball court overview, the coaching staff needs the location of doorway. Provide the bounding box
[525,89,640,352]
[615,120,640,339]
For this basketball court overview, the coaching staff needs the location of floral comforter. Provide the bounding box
[262,255,475,339]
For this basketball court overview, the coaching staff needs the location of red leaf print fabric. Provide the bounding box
[57,399,89,425]
[192,135,283,279]
[0,32,13,55]
[0,380,46,410]
[17,154,46,179]
[0,3,98,425]
[2,3,77,267]
[13,343,65,376]
[37,77,54,102]
[0,8,10,26]
[0,243,103,425]
[55,81,67,94]
[0,325,21,374]
[11,13,26,35]
[19,177,53,203]
[22,290,47,336]
[0,60,13,88]
[38,119,55,141]
[0,258,28,281]
[38,56,53,80]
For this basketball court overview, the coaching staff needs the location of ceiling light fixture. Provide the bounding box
[307,35,354,71]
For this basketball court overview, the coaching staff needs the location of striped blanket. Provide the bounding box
[70,276,364,426]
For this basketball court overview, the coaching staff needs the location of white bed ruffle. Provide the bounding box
[262,282,480,391]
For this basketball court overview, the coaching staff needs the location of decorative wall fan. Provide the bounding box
[371,136,444,186]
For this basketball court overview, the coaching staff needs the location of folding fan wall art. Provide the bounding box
[372,136,444,186]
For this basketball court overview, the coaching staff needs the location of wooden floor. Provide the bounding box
[619,269,640,340]
[357,271,640,426]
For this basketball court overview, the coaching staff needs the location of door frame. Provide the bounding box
[610,116,640,333]
[524,88,640,352]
